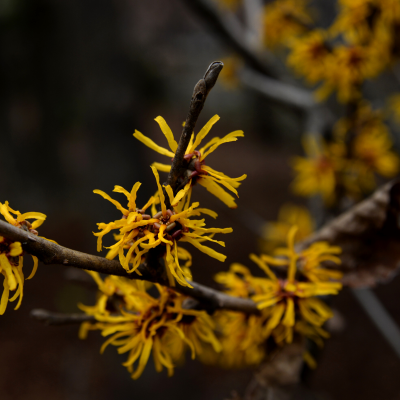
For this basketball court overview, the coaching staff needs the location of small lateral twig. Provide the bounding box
[0,219,260,315]
[30,309,96,325]
[166,61,224,194]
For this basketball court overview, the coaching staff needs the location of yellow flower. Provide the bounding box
[330,0,377,44]
[379,0,400,24]
[0,201,47,314]
[335,103,400,193]
[209,311,266,368]
[263,0,312,49]
[93,167,232,287]
[252,226,342,345]
[210,264,268,368]
[79,272,221,380]
[316,44,386,103]
[133,115,246,209]
[291,136,341,204]
[287,30,332,84]
[261,203,314,252]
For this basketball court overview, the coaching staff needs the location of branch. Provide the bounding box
[298,179,400,287]
[238,67,316,110]
[166,61,224,194]
[182,0,280,78]
[30,309,95,325]
[0,219,260,314]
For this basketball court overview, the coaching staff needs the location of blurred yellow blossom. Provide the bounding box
[287,30,332,84]
[335,103,400,193]
[0,201,47,314]
[261,203,314,252]
[80,272,221,379]
[330,0,377,44]
[316,45,385,103]
[133,115,246,209]
[291,136,341,204]
[219,56,243,89]
[263,0,312,49]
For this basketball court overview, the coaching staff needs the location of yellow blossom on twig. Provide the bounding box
[263,0,312,49]
[79,272,221,380]
[252,226,342,344]
[291,135,341,204]
[133,115,246,209]
[0,201,47,314]
[261,203,314,252]
[93,167,232,287]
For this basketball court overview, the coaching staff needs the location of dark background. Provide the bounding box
[1,1,400,399]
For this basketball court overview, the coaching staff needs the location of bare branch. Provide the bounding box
[30,309,95,325]
[166,61,224,194]
[239,67,316,110]
[0,219,260,314]
[298,180,400,287]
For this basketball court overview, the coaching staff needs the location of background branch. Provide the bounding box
[30,309,95,325]
[182,0,280,78]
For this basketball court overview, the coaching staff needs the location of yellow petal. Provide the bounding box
[282,298,295,327]
[0,254,17,291]
[151,166,167,217]
[184,236,227,262]
[26,256,39,280]
[172,180,192,207]
[154,116,178,152]
[197,178,237,209]
[93,190,129,215]
[9,242,23,257]
[133,130,174,157]
[0,202,17,225]
[0,277,9,315]
[201,130,244,160]
[18,212,47,222]
[113,185,131,199]
[151,162,171,173]
[132,338,153,380]
[188,115,220,154]
[249,253,277,281]
[164,185,175,207]
[128,182,142,211]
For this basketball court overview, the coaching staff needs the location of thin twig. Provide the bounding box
[30,309,96,325]
[0,219,260,314]
[166,61,224,195]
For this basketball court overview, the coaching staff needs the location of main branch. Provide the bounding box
[0,219,259,314]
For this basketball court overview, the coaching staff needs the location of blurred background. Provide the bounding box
[1,0,400,399]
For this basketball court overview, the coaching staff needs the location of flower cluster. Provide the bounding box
[207,227,342,368]
[0,201,47,314]
[263,0,312,49]
[291,103,399,204]
[94,166,233,287]
[80,272,221,379]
